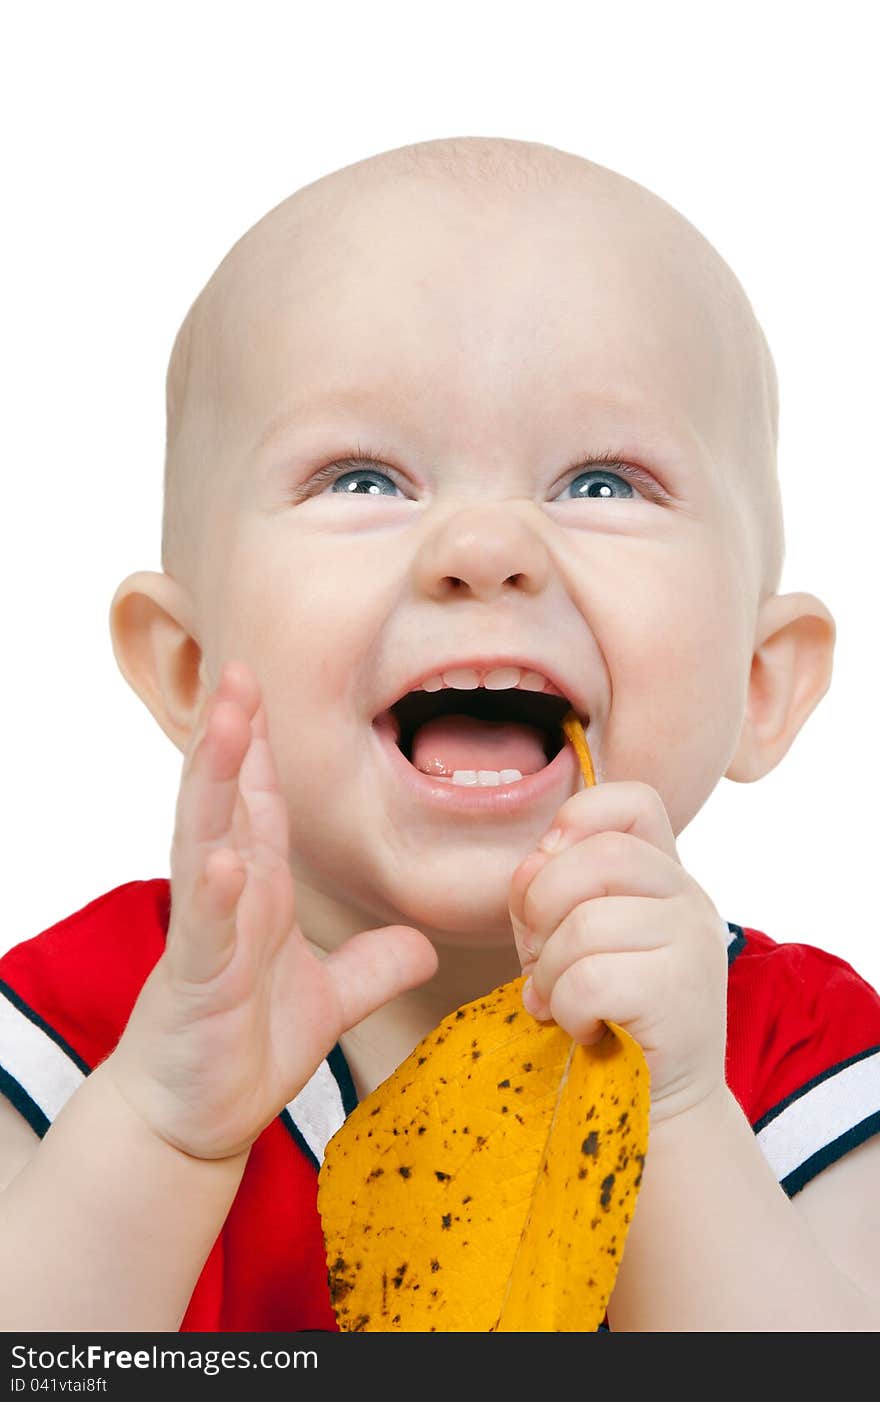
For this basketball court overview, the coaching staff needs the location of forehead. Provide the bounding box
[211,178,750,469]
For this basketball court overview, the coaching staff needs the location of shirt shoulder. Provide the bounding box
[725,921,880,1194]
[0,879,171,1131]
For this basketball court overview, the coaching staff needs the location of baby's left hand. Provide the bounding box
[508,782,730,1124]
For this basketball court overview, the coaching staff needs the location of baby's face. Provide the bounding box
[188,175,765,946]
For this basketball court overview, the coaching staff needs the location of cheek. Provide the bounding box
[592,540,752,825]
[210,530,374,697]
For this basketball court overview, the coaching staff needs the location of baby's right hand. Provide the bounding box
[106,661,438,1160]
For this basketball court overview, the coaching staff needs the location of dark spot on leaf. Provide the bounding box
[398,1166,411,1179]
[504,1012,518,1023]
[368,1167,384,1180]
[497,1078,511,1089]
[600,1173,616,1210]
[441,1213,452,1230]
[581,1131,600,1157]
[434,1170,450,1181]
[430,1258,441,1272]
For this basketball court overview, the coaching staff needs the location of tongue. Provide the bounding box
[410,713,548,776]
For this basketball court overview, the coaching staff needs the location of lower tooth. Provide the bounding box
[447,769,523,786]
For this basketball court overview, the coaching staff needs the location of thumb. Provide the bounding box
[508,848,553,967]
[324,925,438,1031]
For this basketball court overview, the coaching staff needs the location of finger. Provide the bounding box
[547,781,679,860]
[525,895,672,1006]
[167,845,248,982]
[509,781,678,948]
[323,926,439,1032]
[172,698,253,871]
[181,661,260,782]
[511,830,685,966]
[236,703,290,869]
[530,948,661,1045]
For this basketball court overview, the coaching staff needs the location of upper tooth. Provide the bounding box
[419,666,553,693]
[483,667,522,689]
[441,668,480,689]
[519,670,549,691]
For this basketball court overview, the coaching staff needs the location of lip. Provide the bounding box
[372,654,584,719]
[371,711,583,816]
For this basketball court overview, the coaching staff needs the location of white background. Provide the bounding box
[3,1,878,990]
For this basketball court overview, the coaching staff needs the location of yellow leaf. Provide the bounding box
[318,977,649,1332]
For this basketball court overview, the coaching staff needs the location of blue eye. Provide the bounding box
[559,468,636,501]
[329,468,401,496]
[304,450,659,503]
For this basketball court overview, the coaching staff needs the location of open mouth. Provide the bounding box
[382,686,574,780]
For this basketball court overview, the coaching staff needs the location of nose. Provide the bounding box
[412,503,551,602]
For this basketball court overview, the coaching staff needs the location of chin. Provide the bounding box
[387,874,517,945]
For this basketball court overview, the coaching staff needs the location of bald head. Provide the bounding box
[162,135,783,601]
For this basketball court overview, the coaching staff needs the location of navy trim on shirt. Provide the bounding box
[753,1042,880,1134]
[279,1107,321,1171]
[0,1065,50,1139]
[0,979,91,1075]
[279,1040,358,1171]
[327,1041,358,1116]
[726,922,746,968]
[780,1111,880,1197]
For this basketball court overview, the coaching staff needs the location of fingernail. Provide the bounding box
[538,827,563,852]
[522,978,551,1021]
[522,977,540,1013]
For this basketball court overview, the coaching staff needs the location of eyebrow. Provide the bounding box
[253,385,706,474]
[254,385,402,457]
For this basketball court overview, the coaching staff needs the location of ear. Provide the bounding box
[108,571,208,753]
[725,591,836,782]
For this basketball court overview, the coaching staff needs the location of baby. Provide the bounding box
[1,136,879,1332]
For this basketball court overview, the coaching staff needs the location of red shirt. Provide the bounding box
[1,879,879,1330]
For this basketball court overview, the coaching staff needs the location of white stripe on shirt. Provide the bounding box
[0,987,86,1120]
[755,1048,880,1181]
